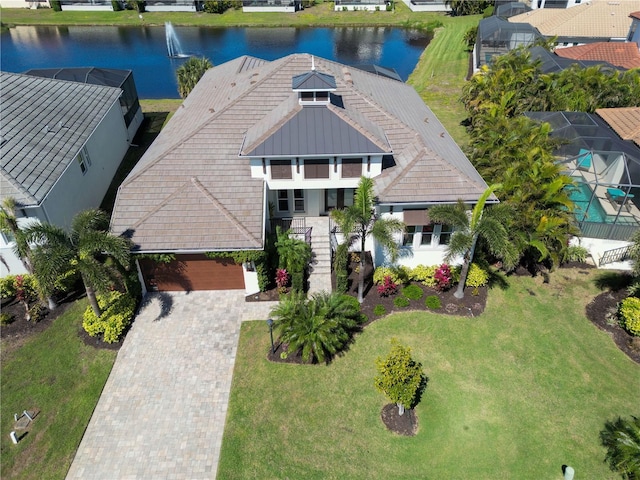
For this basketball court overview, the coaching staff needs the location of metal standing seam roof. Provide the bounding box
[509,0,640,40]
[110,54,489,252]
[0,72,123,207]
[291,70,337,91]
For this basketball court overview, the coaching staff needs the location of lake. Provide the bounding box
[1,25,431,98]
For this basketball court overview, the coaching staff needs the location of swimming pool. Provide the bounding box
[567,182,607,223]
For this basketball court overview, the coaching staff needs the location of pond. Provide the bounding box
[1,25,431,98]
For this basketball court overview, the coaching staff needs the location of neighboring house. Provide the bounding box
[526,109,640,266]
[0,0,48,7]
[629,11,640,46]
[23,67,144,143]
[334,0,388,11]
[0,72,130,276]
[110,54,491,294]
[530,0,583,9]
[242,0,300,13]
[553,42,640,70]
[529,45,619,73]
[509,0,640,46]
[401,0,450,13]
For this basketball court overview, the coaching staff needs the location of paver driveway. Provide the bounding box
[66,291,276,480]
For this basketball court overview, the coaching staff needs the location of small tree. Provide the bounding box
[275,226,311,292]
[600,415,640,479]
[374,339,425,416]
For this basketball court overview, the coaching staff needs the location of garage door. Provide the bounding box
[139,254,245,291]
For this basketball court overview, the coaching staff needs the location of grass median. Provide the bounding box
[218,269,639,479]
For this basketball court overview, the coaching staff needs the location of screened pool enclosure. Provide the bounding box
[527,111,640,241]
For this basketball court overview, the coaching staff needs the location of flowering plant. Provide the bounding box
[275,268,289,290]
[434,264,452,291]
[377,275,398,297]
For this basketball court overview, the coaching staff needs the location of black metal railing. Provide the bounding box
[271,217,306,235]
[599,245,632,266]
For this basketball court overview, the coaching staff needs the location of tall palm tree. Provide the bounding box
[24,209,131,317]
[429,185,517,299]
[330,176,405,303]
[176,56,213,98]
[270,290,361,364]
[0,197,33,274]
[600,415,640,479]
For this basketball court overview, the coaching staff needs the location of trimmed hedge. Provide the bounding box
[83,291,136,343]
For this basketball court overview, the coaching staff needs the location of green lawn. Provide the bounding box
[219,269,640,479]
[0,300,117,480]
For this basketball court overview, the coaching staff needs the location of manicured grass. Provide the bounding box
[2,2,442,27]
[219,269,640,479]
[0,300,117,480]
[408,14,479,147]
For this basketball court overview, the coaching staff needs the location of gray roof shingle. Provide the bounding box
[1,72,122,206]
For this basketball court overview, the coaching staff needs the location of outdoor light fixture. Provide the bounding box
[266,318,275,354]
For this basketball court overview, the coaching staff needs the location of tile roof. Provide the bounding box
[509,0,640,40]
[111,54,488,252]
[554,42,640,69]
[1,72,122,207]
[596,107,640,147]
[631,10,640,20]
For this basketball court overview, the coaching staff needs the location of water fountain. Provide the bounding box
[165,22,189,58]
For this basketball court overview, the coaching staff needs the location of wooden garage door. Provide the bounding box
[139,254,244,291]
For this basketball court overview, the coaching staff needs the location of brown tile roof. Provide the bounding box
[554,42,640,69]
[111,54,488,252]
[510,0,640,40]
[596,107,640,147]
[631,10,640,20]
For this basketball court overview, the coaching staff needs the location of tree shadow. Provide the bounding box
[593,271,634,292]
[411,373,429,409]
[488,268,510,290]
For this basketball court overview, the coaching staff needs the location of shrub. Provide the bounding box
[373,266,410,286]
[340,294,363,322]
[112,0,123,10]
[564,245,589,264]
[204,0,232,13]
[0,312,14,325]
[466,263,489,289]
[334,242,349,294]
[619,297,640,336]
[409,264,437,287]
[50,0,62,11]
[385,1,393,11]
[83,291,136,343]
[401,284,424,300]
[275,268,289,293]
[377,275,398,297]
[0,275,17,299]
[425,295,441,309]
[28,303,46,323]
[434,264,453,291]
[373,304,387,316]
[393,296,410,308]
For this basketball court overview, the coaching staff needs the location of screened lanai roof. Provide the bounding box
[476,17,543,68]
[526,111,640,190]
[529,46,619,74]
[495,2,530,19]
[23,67,131,89]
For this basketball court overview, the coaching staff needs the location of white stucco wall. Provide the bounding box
[243,5,295,12]
[41,101,129,229]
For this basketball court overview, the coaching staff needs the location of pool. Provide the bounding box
[567,182,607,223]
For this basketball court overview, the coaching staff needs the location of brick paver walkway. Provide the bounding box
[66,291,277,480]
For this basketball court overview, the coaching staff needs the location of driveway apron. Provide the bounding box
[66,291,276,480]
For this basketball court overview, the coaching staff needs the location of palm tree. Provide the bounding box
[24,209,131,317]
[0,197,33,274]
[429,185,517,299]
[270,290,361,364]
[330,176,405,303]
[275,226,312,292]
[600,415,640,479]
[176,56,213,98]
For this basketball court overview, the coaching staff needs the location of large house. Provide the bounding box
[110,54,491,294]
[0,72,133,276]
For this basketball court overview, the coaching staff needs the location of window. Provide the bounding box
[277,190,289,212]
[271,160,292,179]
[304,159,329,179]
[325,188,355,211]
[403,222,451,248]
[294,189,305,212]
[342,158,362,178]
[76,148,91,175]
[629,21,637,41]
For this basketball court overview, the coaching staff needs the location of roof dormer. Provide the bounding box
[292,63,337,105]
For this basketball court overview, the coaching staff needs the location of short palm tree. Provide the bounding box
[24,209,131,317]
[600,415,640,479]
[0,197,33,274]
[176,56,213,98]
[331,176,405,303]
[429,185,517,299]
[270,291,361,364]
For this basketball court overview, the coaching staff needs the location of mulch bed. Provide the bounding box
[1,290,124,352]
[585,288,640,365]
[380,404,418,436]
